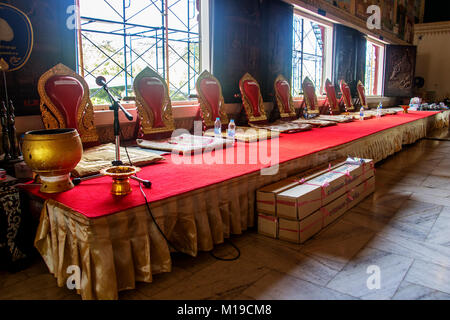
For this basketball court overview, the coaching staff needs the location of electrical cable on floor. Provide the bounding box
[424,137,450,142]
[120,128,182,253]
[119,128,240,261]
[209,239,241,261]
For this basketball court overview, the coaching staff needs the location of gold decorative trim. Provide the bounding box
[274,74,297,120]
[195,70,229,128]
[133,67,175,136]
[301,76,320,115]
[37,63,99,145]
[324,78,340,114]
[340,80,355,112]
[414,21,450,35]
[239,73,267,123]
[357,80,368,109]
[291,0,410,45]
[0,3,34,72]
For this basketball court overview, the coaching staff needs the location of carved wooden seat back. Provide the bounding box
[339,80,355,112]
[38,63,99,148]
[301,77,320,116]
[195,70,229,129]
[324,79,340,115]
[357,80,368,109]
[238,73,267,124]
[274,74,296,121]
[133,67,175,140]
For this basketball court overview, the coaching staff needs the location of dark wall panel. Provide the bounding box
[260,0,293,101]
[332,24,366,97]
[211,0,293,103]
[1,0,76,116]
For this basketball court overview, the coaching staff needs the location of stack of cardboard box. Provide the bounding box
[257,158,375,244]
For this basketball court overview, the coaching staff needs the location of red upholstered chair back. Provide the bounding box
[274,75,296,120]
[37,63,99,148]
[324,79,340,115]
[339,80,355,112]
[195,70,229,129]
[239,73,267,124]
[133,67,175,140]
[301,77,319,116]
[357,80,368,109]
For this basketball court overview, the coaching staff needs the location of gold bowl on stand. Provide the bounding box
[400,105,410,114]
[22,128,83,193]
[100,166,140,196]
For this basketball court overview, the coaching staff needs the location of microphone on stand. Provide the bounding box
[96,75,133,166]
[95,76,133,121]
[95,75,107,87]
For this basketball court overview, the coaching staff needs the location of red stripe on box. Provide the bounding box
[257,200,275,205]
[279,227,299,233]
[299,216,323,233]
[277,200,296,207]
[258,215,277,222]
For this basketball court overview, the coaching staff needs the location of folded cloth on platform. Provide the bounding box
[249,121,313,133]
[204,126,280,143]
[315,115,354,123]
[72,143,164,177]
[347,112,373,120]
[382,109,399,115]
[292,118,337,127]
[366,110,385,117]
[137,133,234,154]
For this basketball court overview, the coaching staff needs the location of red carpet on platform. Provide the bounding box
[22,111,439,218]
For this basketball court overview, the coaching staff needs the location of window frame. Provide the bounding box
[365,37,385,97]
[75,0,203,109]
[292,9,333,98]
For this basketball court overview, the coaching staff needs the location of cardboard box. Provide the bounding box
[256,178,302,215]
[278,210,323,244]
[277,183,323,220]
[322,175,376,227]
[347,176,376,211]
[276,159,374,221]
[322,192,350,227]
[277,165,350,220]
[257,160,348,216]
[333,159,374,191]
[258,214,279,239]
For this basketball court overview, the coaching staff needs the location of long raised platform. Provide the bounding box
[25,111,449,299]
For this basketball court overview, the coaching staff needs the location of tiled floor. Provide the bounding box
[2,131,450,300]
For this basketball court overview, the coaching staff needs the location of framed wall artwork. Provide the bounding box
[384,45,417,97]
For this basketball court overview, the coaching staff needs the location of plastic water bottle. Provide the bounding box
[214,117,221,136]
[227,119,236,144]
[376,102,382,118]
[359,107,365,121]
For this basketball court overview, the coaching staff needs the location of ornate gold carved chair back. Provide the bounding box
[324,79,341,115]
[339,80,355,112]
[357,80,368,109]
[133,67,175,140]
[274,74,296,120]
[238,73,267,124]
[195,70,229,129]
[301,76,320,116]
[38,63,99,148]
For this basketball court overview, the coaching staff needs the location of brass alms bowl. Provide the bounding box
[22,129,83,193]
[100,166,140,196]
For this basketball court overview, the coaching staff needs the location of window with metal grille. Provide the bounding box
[77,0,200,105]
[292,13,330,96]
[365,40,384,96]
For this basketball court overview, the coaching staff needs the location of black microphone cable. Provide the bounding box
[119,128,241,262]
